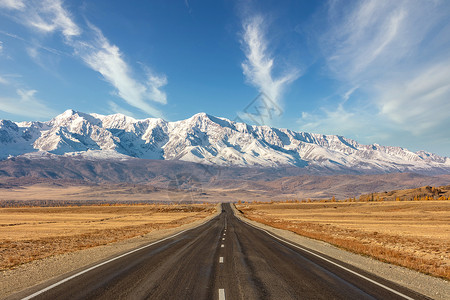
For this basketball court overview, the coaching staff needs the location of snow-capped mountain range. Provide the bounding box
[0,109,449,174]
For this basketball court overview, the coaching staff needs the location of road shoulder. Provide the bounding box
[231,203,449,300]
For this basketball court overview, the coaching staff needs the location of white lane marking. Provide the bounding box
[223,233,226,236]
[21,218,214,300]
[219,288,226,300]
[222,237,225,240]
[219,256,224,263]
[243,220,415,300]
[221,244,224,248]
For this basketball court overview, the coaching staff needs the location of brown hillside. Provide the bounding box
[359,185,450,201]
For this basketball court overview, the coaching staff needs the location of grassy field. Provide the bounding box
[236,201,450,280]
[0,204,215,270]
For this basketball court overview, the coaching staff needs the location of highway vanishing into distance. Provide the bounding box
[12,204,428,300]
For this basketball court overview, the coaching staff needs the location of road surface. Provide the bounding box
[12,203,428,300]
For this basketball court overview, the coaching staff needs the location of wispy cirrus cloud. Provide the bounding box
[377,61,450,134]
[0,75,8,85]
[321,0,407,81]
[0,89,57,119]
[73,24,166,117]
[300,0,450,154]
[1,0,80,38]
[0,0,25,10]
[25,0,80,38]
[240,15,300,125]
[0,72,57,119]
[0,0,167,118]
[184,0,192,14]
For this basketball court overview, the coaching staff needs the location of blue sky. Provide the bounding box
[0,0,449,156]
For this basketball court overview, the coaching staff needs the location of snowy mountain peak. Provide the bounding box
[0,111,449,174]
[51,109,101,127]
[191,112,209,119]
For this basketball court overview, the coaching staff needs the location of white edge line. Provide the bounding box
[241,218,415,300]
[218,288,226,300]
[21,216,216,300]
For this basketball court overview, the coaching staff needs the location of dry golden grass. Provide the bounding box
[237,201,450,280]
[0,204,215,270]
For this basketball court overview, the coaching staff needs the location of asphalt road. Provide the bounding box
[13,203,428,300]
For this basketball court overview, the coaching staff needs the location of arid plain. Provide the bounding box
[0,204,215,270]
[237,200,450,280]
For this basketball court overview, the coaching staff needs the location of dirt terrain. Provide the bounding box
[237,201,450,280]
[0,204,215,270]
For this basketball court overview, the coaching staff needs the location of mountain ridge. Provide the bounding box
[1,109,449,174]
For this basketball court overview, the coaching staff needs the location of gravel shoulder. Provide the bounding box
[231,204,449,300]
[1,204,220,299]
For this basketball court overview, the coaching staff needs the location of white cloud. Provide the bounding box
[304,0,450,154]
[342,85,359,102]
[0,76,8,85]
[0,30,67,57]
[299,105,362,136]
[146,73,168,105]
[184,0,192,14]
[377,61,450,134]
[0,0,25,10]
[74,24,166,117]
[240,15,300,124]
[0,89,57,119]
[297,103,403,148]
[26,46,38,59]
[322,0,409,81]
[22,0,80,38]
[319,0,450,91]
[0,0,167,118]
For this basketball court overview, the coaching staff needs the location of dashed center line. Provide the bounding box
[20,217,213,300]
[219,288,226,300]
[222,238,225,241]
[243,220,416,300]
[221,244,224,248]
[219,257,224,263]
